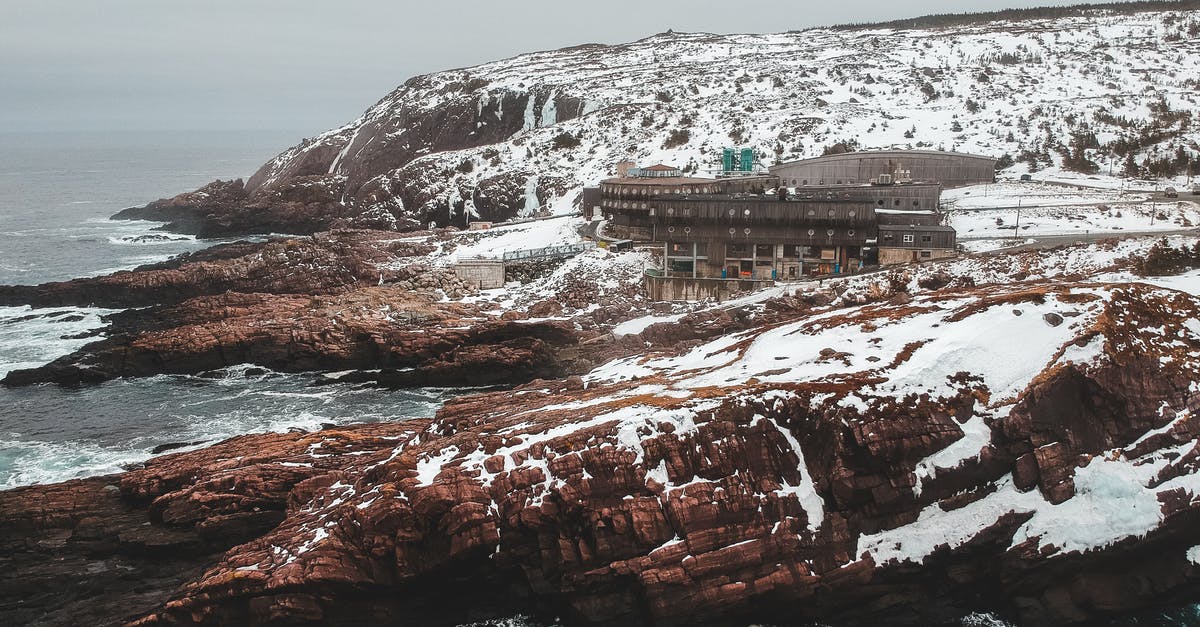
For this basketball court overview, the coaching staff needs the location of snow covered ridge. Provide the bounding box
[239,9,1199,228]
[405,278,1197,554]
[188,272,1200,626]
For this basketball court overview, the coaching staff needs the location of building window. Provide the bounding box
[883,233,894,241]
[877,200,884,206]
[783,244,801,258]
[727,243,751,257]
[921,235,932,243]
[755,244,774,257]
[913,200,920,207]
[802,180,808,185]
[920,250,932,258]
[903,234,914,243]
[669,259,695,273]
[894,199,901,206]
[694,242,708,257]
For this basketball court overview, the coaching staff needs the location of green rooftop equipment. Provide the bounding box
[721,147,757,173]
[740,148,755,172]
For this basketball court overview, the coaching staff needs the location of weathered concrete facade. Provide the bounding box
[598,155,970,292]
[453,259,505,290]
[644,275,775,302]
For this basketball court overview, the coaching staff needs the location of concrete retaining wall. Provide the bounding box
[645,275,775,302]
[454,259,505,290]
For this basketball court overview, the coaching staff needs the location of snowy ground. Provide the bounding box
[945,181,1200,239]
[613,234,1200,337]
[959,238,1036,254]
[943,181,1147,210]
[387,215,586,267]
[998,169,1200,194]
[950,201,1199,239]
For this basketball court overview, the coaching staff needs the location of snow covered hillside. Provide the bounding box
[236,6,1199,231]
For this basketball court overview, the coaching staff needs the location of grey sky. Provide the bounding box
[1,0,1118,134]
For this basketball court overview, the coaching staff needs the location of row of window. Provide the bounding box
[601,184,717,197]
[663,225,856,238]
[883,233,933,243]
[602,197,921,210]
[667,242,849,259]
[601,200,866,219]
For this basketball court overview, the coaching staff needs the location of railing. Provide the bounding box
[503,242,595,263]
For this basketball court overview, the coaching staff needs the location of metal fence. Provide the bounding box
[502,242,595,263]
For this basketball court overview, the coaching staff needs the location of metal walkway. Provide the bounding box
[502,242,595,264]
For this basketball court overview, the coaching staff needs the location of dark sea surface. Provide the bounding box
[0,130,449,488]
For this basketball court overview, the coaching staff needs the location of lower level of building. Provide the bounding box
[664,241,869,280]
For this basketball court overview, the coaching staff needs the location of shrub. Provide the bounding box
[663,129,691,149]
[1135,239,1200,276]
[551,132,581,150]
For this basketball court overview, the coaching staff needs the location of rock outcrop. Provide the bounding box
[4,278,1200,626]
[0,422,428,627]
[1,288,583,387]
[0,230,439,309]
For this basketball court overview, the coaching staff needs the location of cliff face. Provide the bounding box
[114,9,1200,237]
[5,278,1200,626]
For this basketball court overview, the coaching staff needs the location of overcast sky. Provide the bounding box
[1,0,1118,134]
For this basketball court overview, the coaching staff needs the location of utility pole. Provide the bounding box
[1150,179,1157,227]
[1014,198,1022,239]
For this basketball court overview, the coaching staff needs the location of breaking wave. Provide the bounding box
[0,367,453,489]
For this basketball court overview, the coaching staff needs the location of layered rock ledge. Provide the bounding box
[4,278,1200,626]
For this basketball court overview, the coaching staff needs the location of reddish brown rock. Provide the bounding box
[3,288,580,386]
[0,229,439,309]
[4,280,1200,627]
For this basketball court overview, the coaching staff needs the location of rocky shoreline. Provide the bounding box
[2,228,1200,625]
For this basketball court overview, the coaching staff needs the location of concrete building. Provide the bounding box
[874,209,957,263]
[770,150,997,189]
[596,155,969,298]
[453,258,505,290]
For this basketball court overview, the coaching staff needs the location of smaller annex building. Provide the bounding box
[769,150,997,189]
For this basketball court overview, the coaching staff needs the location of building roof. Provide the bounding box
[787,181,942,190]
[771,149,997,169]
[601,176,716,185]
[643,164,681,171]
[874,209,937,215]
[878,224,957,232]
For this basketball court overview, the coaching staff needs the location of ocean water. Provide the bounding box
[0,130,447,488]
